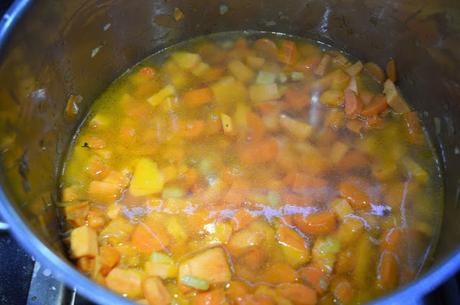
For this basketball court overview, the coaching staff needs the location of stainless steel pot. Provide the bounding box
[1,1,460,304]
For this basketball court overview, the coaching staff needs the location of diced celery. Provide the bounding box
[277,73,288,83]
[330,198,353,219]
[312,236,340,273]
[290,71,304,81]
[171,52,201,70]
[180,275,210,290]
[162,186,185,199]
[151,252,175,264]
[267,191,281,207]
[129,158,165,196]
[145,261,178,279]
[147,85,176,107]
[256,71,277,85]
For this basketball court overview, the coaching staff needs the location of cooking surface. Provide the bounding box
[0,2,459,305]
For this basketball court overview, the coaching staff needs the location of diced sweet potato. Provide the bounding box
[228,221,274,255]
[88,181,122,204]
[293,212,337,236]
[105,268,144,298]
[276,225,310,267]
[178,247,231,284]
[277,283,317,305]
[143,276,172,305]
[70,226,98,258]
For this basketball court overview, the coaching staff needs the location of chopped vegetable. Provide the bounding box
[228,60,255,83]
[106,268,144,298]
[143,276,171,305]
[277,225,311,267]
[171,52,201,69]
[220,113,234,135]
[148,85,176,107]
[249,83,281,102]
[130,158,165,196]
[294,212,337,236]
[178,247,231,284]
[71,226,98,258]
[364,62,385,83]
[386,59,397,82]
[256,71,277,85]
[319,90,344,106]
[279,114,312,140]
[384,79,410,113]
[183,88,213,107]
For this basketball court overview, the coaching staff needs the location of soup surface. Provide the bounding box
[61,32,442,305]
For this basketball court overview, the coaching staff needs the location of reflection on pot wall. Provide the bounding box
[0,0,459,268]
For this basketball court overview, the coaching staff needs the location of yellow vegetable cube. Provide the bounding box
[178,247,231,284]
[220,113,234,135]
[70,226,98,258]
[171,52,201,70]
[249,83,281,102]
[129,158,165,196]
[211,76,248,105]
[319,89,344,107]
[147,85,176,107]
[228,60,255,83]
[145,261,178,279]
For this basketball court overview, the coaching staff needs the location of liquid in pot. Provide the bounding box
[60,32,442,305]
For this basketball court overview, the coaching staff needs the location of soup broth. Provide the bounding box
[61,32,442,305]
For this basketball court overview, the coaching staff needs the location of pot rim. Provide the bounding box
[1,1,459,305]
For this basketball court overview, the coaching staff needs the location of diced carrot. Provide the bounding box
[331,278,353,303]
[284,87,310,111]
[192,289,226,305]
[202,67,225,82]
[143,276,171,305]
[338,181,370,210]
[88,180,121,204]
[279,40,299,65]
[254,38,278,58]
[262,262,297,284]
[247,112,267,140]
[236,294,276,305]
[139,67,156,78]
[226,281,250,300]
[291,173,327,194]
[255,101,280,115]
[298,265,328,294]
[344,89,363,117]
[336,150,369,171]
[377,251,399,291]
[232,208,256,231]
[361,95,388,117]
[293,212,337,236]
[99,246,121,276]
[131,222,170,253]
[224,179,251,206]
[380,227,402,252]
[386,59,397,82]
[87,209,106,229]
[403,111,423,144]
[179,120,205,139]
[182,87,214,107]
[364,62,385,83]
[239,138,278,165]
[277,283,317,305]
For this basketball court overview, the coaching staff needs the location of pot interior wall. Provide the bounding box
[1,0,460,281]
